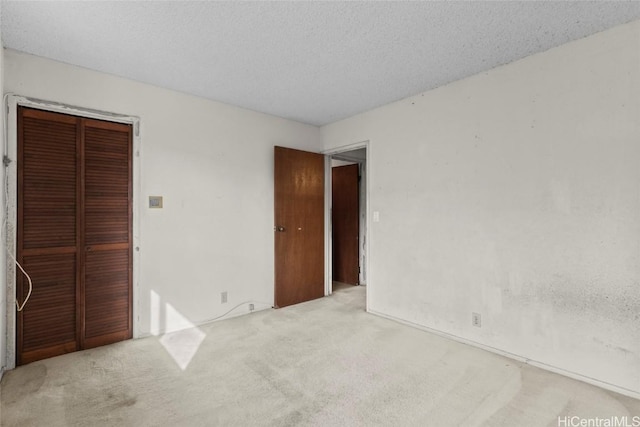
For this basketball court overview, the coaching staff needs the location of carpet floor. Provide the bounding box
[1,285,638,426]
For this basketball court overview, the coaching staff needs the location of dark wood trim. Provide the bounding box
[19,341,77,365]
[127,124,133,340]
[21,107,78,123]
[85,242,130,252]
[83,117,131,132]
[16,106,25,366]
[77,117,86,350]
[84,329,131,350]
[22,246,77,257]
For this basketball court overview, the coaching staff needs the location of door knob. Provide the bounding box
[275,226,286,232]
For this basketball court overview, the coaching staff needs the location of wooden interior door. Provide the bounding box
[274,146,324,308]
[17,107,132,365]
[332,164,359,285]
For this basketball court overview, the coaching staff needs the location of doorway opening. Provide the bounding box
[273,144,368,309]
[325,144,368,304]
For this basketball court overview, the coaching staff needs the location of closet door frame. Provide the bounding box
[4,95,141,370]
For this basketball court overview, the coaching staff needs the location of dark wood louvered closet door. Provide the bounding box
[17,107,132,365]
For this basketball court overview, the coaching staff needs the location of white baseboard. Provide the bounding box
[138,302,272,338]
[367,309,640,401]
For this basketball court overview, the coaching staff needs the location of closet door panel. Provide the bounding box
[82,120,132,348]
[17,107,80,365]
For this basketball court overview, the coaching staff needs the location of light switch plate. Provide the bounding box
[149,196,163,208]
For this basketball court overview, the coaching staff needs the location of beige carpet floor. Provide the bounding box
[1,285,638,426]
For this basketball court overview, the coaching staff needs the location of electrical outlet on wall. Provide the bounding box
[221,291,228,304]
[472,312,482,327]
[249,303,254,312]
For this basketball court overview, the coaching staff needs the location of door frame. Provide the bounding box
[322,141,370,310]
[4,95,141,370]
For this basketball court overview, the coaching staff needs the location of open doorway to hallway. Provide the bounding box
[330,147,367,294]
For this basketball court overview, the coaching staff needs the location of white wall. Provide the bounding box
[322,20,640,395]
[3,50,321,347]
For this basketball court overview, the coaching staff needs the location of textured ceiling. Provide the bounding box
[2,1,640,126]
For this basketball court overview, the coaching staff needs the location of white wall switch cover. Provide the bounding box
[149,196,163,208]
